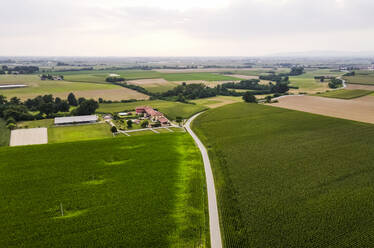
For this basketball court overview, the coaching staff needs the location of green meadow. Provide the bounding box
[318,89,373,99]
[97,100,207,119]
[0,74,121,100]
[193,103,374,248]
[48,124,113,143]
[343,71,374,85]
[0,133,208,247]
[289,69,344,92]
[160,72,241,81]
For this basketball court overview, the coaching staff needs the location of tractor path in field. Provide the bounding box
[185,113,222,248]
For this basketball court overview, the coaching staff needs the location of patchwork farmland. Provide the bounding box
[272,95,374,124]
[192,103,374,248]
[0,133,209,247]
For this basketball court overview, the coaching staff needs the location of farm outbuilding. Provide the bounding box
[54,115,98,126]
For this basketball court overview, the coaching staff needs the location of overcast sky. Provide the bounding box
[0,0,373,56]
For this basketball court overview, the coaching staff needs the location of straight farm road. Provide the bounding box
[185,113,222,248]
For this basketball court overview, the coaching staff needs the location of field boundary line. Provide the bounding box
[185,113,222,248]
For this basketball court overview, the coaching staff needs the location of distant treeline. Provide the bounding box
[0,65,39,74]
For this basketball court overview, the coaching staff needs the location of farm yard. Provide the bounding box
[192,103,374,248]
[97,100,207,120]
[272,95,374,124]
[0,133,208,247]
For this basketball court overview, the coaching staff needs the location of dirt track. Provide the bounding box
[272,95,374,124]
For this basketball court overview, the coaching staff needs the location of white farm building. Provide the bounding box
[54,115,98,126]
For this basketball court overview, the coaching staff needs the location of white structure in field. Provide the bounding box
[54,115,98,126]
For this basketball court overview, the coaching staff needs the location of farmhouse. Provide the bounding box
[54,115,98,126]
[136,106,170,125]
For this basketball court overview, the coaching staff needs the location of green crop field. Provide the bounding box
[0,119,10,146]
[61,70,241,83]
[48,123,113,143]
[97,100,207,119]
[160,72,241,81]
[63,70,162,83]
[344,71,374,85]
[318,89,373,99]
[0,133,208,247]
[192,103,374,248]
[289,69,344,93]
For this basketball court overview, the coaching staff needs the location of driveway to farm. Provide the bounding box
[185,113,222,248]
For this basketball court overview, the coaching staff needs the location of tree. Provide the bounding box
[78,97,86,105]
[271,82,289,94]
[10,97,21,105]
[176,116,183,126]
[6,117,16,125]
[67,93,78,106]
[7,123,16,130]
[39,102,55,116]
[55,97,62,104]
[243,92,257,103]
[265,95,272,103]
[74,99,99,115]
[0,95,7,105]
[98,98,103,103]
[58,100,70,112]
[42,94,54,103]
[141,120,149,128]
[127,119,133,128]
[111,126,117,133]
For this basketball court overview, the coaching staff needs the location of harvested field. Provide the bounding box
[127,78,178,93]
[181,80,239,88]
[10,128,48,146]
[127,78,169,85]
[154,68,254,73]
[317,89,373,99]
[272,95,374,124]
[229,74,259,80]
[192,96,243,109]
[346,83,374,90]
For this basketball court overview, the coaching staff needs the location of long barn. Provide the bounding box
[54,115,98,125]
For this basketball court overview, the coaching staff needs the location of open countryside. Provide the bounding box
[192,103,374,248]
[2,1,374,245]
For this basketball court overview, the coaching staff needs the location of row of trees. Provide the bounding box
[0,93,99,128]
[0,65,39,74]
